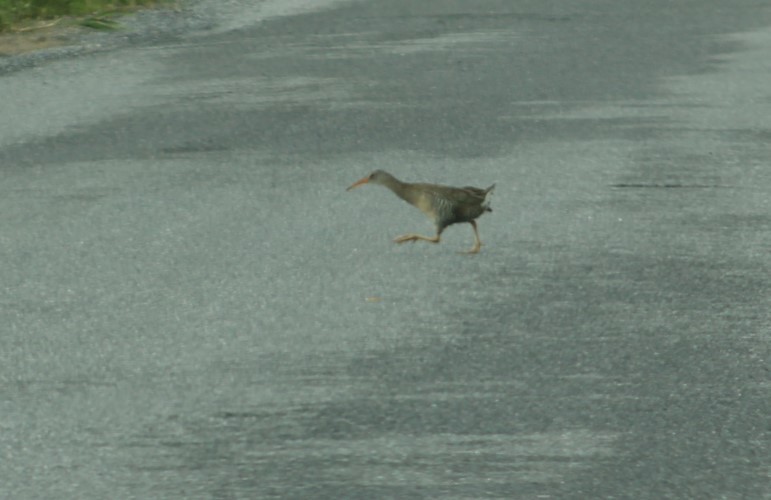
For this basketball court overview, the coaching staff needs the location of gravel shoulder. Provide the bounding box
[0,4,206,74]
[0,0,350,74]
[0,19,82,56]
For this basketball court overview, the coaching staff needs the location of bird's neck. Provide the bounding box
[380,174,417,204]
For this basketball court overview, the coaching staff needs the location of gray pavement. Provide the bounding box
[1,0,770,498]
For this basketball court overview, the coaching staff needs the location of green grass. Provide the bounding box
[0,0,164,32]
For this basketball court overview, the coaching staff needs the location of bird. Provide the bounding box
[346,170,494,254]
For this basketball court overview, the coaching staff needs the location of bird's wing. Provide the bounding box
[458,186,491,202]
[459,185,494,212]
[408,183,494,222]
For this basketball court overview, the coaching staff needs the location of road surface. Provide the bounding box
[1,0,770,498]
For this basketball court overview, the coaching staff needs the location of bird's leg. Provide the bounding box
[394,227,442,245]
[461,220,482,254]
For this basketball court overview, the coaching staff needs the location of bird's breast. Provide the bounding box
[414,192,441,221]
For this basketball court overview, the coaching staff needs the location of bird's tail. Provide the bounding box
[482,183,495,212]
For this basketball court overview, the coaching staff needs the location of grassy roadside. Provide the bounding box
[0,0,169,33]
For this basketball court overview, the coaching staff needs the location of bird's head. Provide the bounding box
[346,169,390,191]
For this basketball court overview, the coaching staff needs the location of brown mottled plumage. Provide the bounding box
[347,170,494,254]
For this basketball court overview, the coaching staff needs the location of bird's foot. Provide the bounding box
[460,244,481,255]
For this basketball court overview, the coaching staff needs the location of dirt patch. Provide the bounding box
[0,2,179,58]
[0,19,85,57]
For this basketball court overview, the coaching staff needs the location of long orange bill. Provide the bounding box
[346,176,370,191]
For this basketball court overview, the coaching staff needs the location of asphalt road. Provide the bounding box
[1,1,770,498]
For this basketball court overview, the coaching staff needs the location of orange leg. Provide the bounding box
[462,220,482,254]
[394,227,442,245]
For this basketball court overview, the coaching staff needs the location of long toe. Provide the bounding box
[394,235,416,244]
